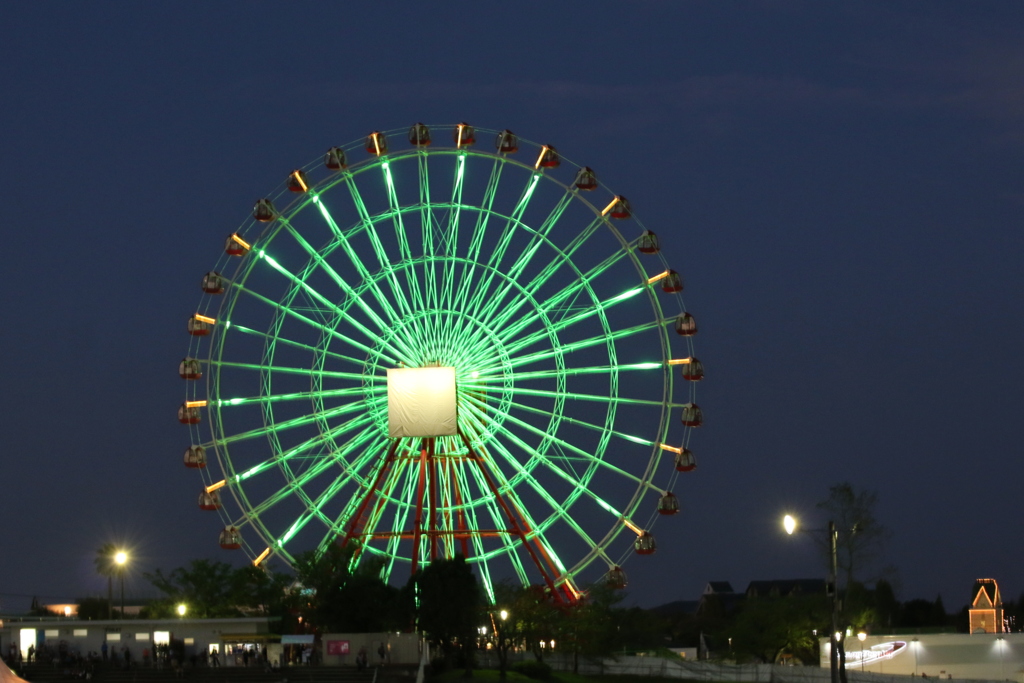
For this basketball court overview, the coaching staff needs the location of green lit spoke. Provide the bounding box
[222,323,373,369]
[503,320,661,369]
[461,399,611,570]
[451,159,504,314]
[215,395,385,446]
[471,193,576,324]
[243,424,389,554]
[462,173,543,315]
[231,283,406,366]
[224,414,380,547]
[213,359,384,384]
[465,396,640,513]
[379,160,429,316]
[216,383,384,408]
[498,395,665,493]
[228,413,378,491]
[257,227,421,363]
[311,192,427,344]
[487,249,637,348]
[506,361,662,382]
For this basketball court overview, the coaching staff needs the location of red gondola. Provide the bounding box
[495,129,518,154]
[675,312,697,336]
[224,234,250,257]
[365,131,388,156]
[178,403,201,424]
[199,490,221,511]
[252,198,276,222]
[408,123,431,147]
[637,230,660,254]
[573,167,598,191]
[324,146,347,170]
[657,491,680,515]
[536,145,560,169]
[605,566,628,590]
[634,531,657,555]
[201,271,225,294]
[187,315,212,336]
[453,123,475,147]
[179,357,202,380]
[681,358,704,382]
[605,196,631,219]
[219,526,242,550]
[287,170,309,193]
[674,448,697,472]
[680,403,703,428]
[661,270,683,293]
[184,445,207,469]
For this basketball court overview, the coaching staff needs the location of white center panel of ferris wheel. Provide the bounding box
[386,367,458,438]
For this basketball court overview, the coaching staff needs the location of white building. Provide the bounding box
[823,632,1024,681]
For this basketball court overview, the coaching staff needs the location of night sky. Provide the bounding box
[2,3,1022,613]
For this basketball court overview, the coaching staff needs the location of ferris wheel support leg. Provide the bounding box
[457,429,569,603]
[411,442,429,576]
[340,438,402,554]
[428,437,439,562]
[450,459,471,559]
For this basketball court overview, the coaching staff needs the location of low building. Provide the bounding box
[0,616,274,666]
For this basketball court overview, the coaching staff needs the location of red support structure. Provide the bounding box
[457,429,574,603]
[428,437,438,561]
[340,439,402,553]
[411,443,429,576]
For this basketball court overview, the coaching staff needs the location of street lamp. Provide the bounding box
[114,551,127,619]
[857,632,866,671]
[783,515,841,683]
[177,604,187,618]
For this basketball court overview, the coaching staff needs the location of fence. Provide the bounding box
[543,654,1009,683]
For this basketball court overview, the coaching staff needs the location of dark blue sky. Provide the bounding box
[1,2,1022,612]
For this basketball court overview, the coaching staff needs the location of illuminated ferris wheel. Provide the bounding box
[178,123,702,602]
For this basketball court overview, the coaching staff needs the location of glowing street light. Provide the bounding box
[858,632,867,671]
[177,604,187,617]
[783,514,797,535]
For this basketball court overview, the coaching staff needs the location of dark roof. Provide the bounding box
[745,579,827,598]
[705,581,735,594]
[648,599,700,617]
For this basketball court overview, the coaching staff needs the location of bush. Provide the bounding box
[511,660,552,681]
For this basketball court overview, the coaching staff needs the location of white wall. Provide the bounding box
[822,633,1024,681]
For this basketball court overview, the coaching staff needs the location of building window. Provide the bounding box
[73,629,87,637]
[107,633,121,642]
[136,633,150,641]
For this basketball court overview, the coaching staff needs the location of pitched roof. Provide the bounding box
[704,581,735,594]
[972,579,1001,607]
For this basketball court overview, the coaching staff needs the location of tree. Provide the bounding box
[816,483,891,683]
[94,543,118,620]
[557,583,623,673]
[410,555,481,673]
[720,594,830,664]
[145,559,242,618]
[292,543,407,633]
[816,483,890,588]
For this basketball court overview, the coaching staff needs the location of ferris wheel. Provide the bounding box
[179,123,702,603]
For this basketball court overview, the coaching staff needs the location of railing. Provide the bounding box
[542,654,1007,683]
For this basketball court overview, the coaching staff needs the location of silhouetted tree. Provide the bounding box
[410,555,481,673]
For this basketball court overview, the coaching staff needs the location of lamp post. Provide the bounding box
[784,515,841,683]
[114,551,127,619]
[857,632,866,671]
